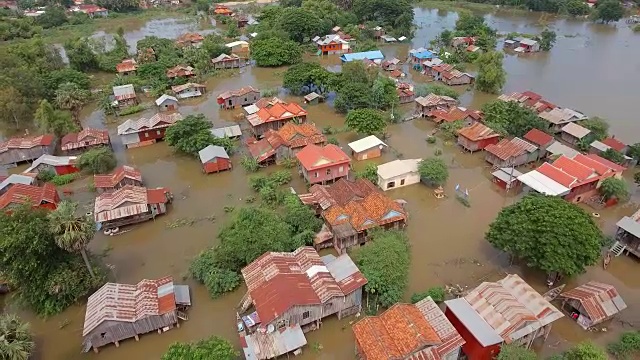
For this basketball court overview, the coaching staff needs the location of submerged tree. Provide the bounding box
[482,100,547,137]
[538,28,557,51]
[345,108,386,135]
[486,194,602,277]
[48,201,96,278]
[55,82,90,125]
[77,147,117,174]
[474,51,506,94]
[162,336,237,360]
[581,116,609,140]
[592,0,624,23]
[496,343,537,360]
[0,314,34,360]
[165,114,233,156]
[34,99,79,137]
[601,148,626,165]
[251,37,302,67]
[418,158,449,187]
[599,177,629,202]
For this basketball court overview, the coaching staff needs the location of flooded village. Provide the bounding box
[1,0,640,359]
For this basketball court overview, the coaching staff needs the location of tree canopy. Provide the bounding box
[164,114,233,156]
[496,343,537,360]
[162,336,237,360]
[353,230,410,308]
[561,341,608,360]
[77,147,117,174]
[599,177,629,201]
[0,314,34,360]
[418,158,449,187]
[345,108,386,135]
[592,0,624,23]
[581,117,609,140]
[414,84,459,99]
[251,37,302,67]
[482,99,547,137]
[475,51,506,94]
[333,62,397,113]
[538,28,557,51]
[282,62,335,95]
[0,206,104,316]
[600,148,625,165]
[34,99,78,137]
[486,194,602,277]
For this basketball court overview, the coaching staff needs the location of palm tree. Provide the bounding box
[47,201,96,278]
[55,82,90,126]
[0,314,35,360]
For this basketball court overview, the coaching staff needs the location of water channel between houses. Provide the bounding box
[4,6,640,360]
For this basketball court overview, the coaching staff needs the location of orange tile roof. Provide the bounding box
[323,190,406,232]
[60,128,110,151]
[0,183,59,210]
[116,58,137,73]
[353,303,441,360]
[273,123,326,149]
[249,101,308,125]
[601,137,626,152]
[457,122,500,141]
[93,165,142,189]
[428,107,481,123]
[295,144,350,171]
[523,128,554,147]
[166,65,195,78]
[584,153,626,172]
[552,155,597,182]
[537,162,577,188]
[175,33,204,45]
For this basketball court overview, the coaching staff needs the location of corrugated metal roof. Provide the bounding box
[415,297,465,357]
[24,154,77,173]
[112,84,136,100]
[241,324,307,360]
[198,145,229,164]
[94,185,167,222]
[0,174,35,192]
[322,253,367,295]
[445,297,503,346]
[155,94,178,106]
[517,170,571,196]
[492,168,523,184]
[457,122,500,141]
[117,113,183,135]
[340,50,384,62]
[93,165,142,189]
[0,134,54,153]
[60,128,110,151]
[347,135,387,153]
[617,216,640,238]
[0,183,59,209]
[559,282,627,325]
[241,247,366,326]
[561,123,591,139]
[485,138,536,161]
[461,274,563,343]
[211,125,242,138]
[546,141,580,158]
[82,276,176,336]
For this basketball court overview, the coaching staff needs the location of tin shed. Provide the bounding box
[558,282,627,330]
[198,145,231,174]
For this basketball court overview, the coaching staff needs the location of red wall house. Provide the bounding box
[457,123,501,153]
[0,183,60,212]
[199,145,232,174]
[444,306,502,360]
[295,144,351,185]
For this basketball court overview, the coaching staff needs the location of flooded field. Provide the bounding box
[3,6,640,360]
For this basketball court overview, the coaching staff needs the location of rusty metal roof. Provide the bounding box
[241,247,366,326]
[415,297,465,358]
[94,185,168,222]
[485,137,536,161]
[463,274,563,343]
[93,165,142,189]
[457,122,500,141]
[117,113,182,135]
[83,276,176,337]
[559,282,627,325]
[61,128,110,151]
[0,134,54,153]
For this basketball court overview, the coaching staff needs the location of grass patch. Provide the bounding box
[49,173,78,186]
[416,0,530,14]
[118,104,146,116]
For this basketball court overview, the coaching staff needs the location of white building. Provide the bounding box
[376,159,422,191]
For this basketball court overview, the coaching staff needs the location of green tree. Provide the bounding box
[496,343,537,360]
[538,28,557,51]
[418,158,449,187]
[282,194,322,243]
[486,194,602,277]
[355,163,379,184]
[592,0,624,23]
[601,148,626,165]
[599,177,629,201]
[65,37,100,72]
[162,336,237,360]
[34,100,79,137]
[0,314,34,360]
[190,250,241,298]
[42,68,91,101]
[334,82,373,113]
[345,108,386,135]
[475,51,506,94]
[410,286,445,304]
[225,21,240,38]
[210,207,303,272]
[55,82,90,125]
[164,114,233,156]
[607,331,640,359]
[581,117,609,140]
[77,147,117,174]
[96,0,138,11]
[628,143,640,162]
[414,83,459,99]
[202,34,230,59]
[37,5,68,28]
[566,0,591,15]
[482,100,547,137]
[0,86,30,129]
[252,37,302,67]
[563,341,607,360]
[0,206,103,315]
[476,29,497,52]
[353,230,410,308]
[371,76,399,110]
[48,201,96,278]
[433,29,453,48]
[282,62,335,95]
[278,7,324,43]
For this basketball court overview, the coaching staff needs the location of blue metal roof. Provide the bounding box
[412,50,434,59]
[340,50,384,62]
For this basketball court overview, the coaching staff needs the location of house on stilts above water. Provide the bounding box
[94,185,172,231]
[557,282,627,330]
[82,276,191,353]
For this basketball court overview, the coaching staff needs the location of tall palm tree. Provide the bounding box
[47,201,96,278]
[0,314,35,360]
[55,82,90,126]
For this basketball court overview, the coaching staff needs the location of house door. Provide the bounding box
[167,104,174,111]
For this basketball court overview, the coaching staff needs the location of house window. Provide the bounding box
[244,97,247,102]
[157,130,161,135]
[387,181,396,189]
[326,168,331,175]
[338,166,344,173]
[302,311,310,320]
[314,172,319,178]
[400,179,405,185]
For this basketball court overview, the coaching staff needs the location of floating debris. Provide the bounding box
[165,215,215,229]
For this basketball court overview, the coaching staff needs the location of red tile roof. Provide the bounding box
[457,122,500,141]
[175,32,204,46]
[323,190,406,232]
[537,162,577,188]
[601,137,626,152]
[552,156,597,182]
[572,154,613,176]
[241,247,366,326]
[0,183,59,210]
[485,138,536,161]
[93,165,142,189]
[353,303,441,359]
[247,138,277,163]
[583,153,626,173]
[247,101,307,126]
[60,128,110,151]
[523,128,554,147]
[295,144,350,171]
[83,276,176,336]
[304,178,380,208]
[166,65,195,78]
[0,134,54,153]
[268,123,326,149]
[116,59,137,73]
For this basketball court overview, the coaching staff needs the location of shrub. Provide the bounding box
[37,169,56,182]
[77,147,117,174]
[49,173,77,186]
[411,286,446,304]
[118,104,146,116]
[608,331,640,359]
[240,155,260,173]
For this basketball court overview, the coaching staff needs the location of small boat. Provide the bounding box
[543,284,565,302]
[103,229,112,235]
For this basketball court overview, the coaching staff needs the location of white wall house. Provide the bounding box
[377,159,422,191]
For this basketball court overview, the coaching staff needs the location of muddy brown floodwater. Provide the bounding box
[3,6,640,360]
